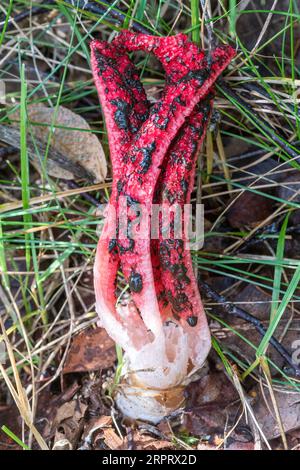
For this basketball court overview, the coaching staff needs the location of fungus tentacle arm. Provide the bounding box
[91,39,151,349]
[91,31,235,378]
[156,98,213,321]
[91,31,235,421]
[114,33,235,333]
[154,98,214,366]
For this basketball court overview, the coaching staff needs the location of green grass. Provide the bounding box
[191,0,201,44]
[1,425,30,450]
[0,0,300,450]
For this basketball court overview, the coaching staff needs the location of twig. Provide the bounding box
[0,145,17,159]
[57,0,151,33]
[0,2,55,31]
[4,1,300,164]
[233,221,280,254]
[0,0,150,34]
[0,124,94,182]
[199,279,300,377]
[64,179,104,208]
[227,143,300,166]
[217,78,300,162]
[0,143,103,208]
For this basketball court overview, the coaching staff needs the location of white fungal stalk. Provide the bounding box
[115,319,211,423]
[94,254,211,423]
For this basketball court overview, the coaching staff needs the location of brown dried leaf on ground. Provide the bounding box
[227,192,274,229]
[253,386,300,440]
[36,382,80,447]
[11,104,107,182]
[80,415,112,449]
[82,417,167,451]
[183,403,229,438]
[81,416,126,450]
[185,370,239,406]
[52,399,87,450]
[102,428,126,450]
[0,404,21,450]
[131,430,174,450]
[63,327,116,373]
[182,370,241,439]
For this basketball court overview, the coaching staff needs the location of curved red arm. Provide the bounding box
[92,32,235,336]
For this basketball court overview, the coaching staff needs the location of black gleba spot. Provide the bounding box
[110,99,131,131]
[137,141,156,174]
[187,315,198,327]
[108,239,118,253]
[129,271,143,293]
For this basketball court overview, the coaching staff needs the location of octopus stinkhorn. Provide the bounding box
[91,31,235,423]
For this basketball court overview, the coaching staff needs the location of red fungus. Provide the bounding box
[91,38,151,348]
[154,97,214,321]
[99,32,234,323]
[91,32,235,422]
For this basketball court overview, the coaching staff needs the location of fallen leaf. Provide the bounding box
[277,172,300,225]
[11,104,107,182]
[185,370,239,407]
[103,428,126,450]
[83,415,112,440]
[226,441,255,450]
[131,430,174,450]
[183,403,228,438]
[52,400,87,450]
[227,192,274,229]
[182,371,241,439]
[63,327,116,373]
[80,415,112,450]
[253,387,300,440]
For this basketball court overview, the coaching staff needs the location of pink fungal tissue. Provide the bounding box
[91,31,235,423]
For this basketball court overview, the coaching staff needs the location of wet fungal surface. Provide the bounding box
[129,270,143,293]
[187,316,198,327]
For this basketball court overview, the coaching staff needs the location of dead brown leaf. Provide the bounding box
[63,327,116,374]
[79,415,112,450]
[131,430,174,450]
[102,428,126,450]
[182,371,242,440]
[52,399,87,450]
[185,370,239,407]
[227,192,274,229]
[11,104,107,182]
[253,387,300,440]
